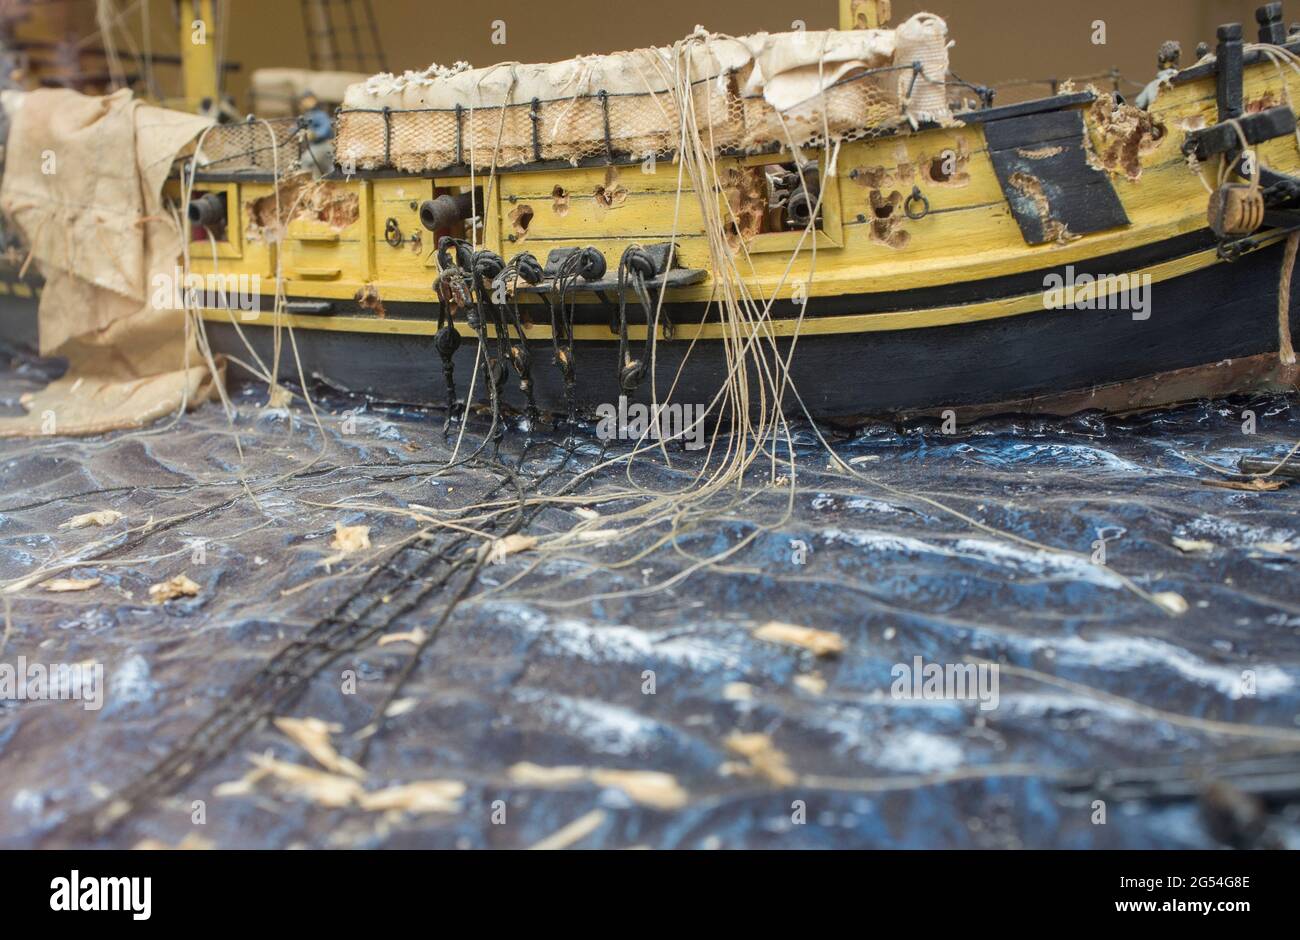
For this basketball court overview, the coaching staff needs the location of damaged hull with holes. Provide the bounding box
[3,5,1300,426]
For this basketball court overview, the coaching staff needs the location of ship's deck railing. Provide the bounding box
[194,117,306,175]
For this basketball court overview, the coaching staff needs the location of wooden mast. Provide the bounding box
[838,0,891,30]
[179,0,218,112]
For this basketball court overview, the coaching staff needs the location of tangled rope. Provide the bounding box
[546,246,605,430]
[614,245,663,396]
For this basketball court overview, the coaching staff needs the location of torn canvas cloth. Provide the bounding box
[0,88,216,437]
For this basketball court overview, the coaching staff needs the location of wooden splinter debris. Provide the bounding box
[265,383,294,409]
[356,781,465,814]
[59,510,123,529]
[330,523,371,553]
[507,762,688,811]
[384,698,419,718]
[479,534,538,565]
[377,629,427,648]
[273,716,365,779]
[724,732,798,787]
[752,621,845,657]
[1237,457,1300,480]
[1202,477,1287,492]
[723,681,756,701]
[586,769,687,810]
[1252,542,1298,555]
[1152,592,1190,616]
[793,673,828,696]
[134,833,214,850]
[216,753,465,815]
[221,753,361,807]
[319,523,372,568]
[148,573,201,603]
[530,809,607,850]
[44,577,102,593]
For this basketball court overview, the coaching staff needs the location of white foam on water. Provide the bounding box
[1017,634,1294,699]
[996,442,1149,473]
[110,654,155,705]
[490,604,739,673]
[822,528,1125,590]
[513,689,668,757]
[875,730,966,774]
[998,690,1159,724]
[1179,514,1297,548]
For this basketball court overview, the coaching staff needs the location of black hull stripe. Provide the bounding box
[207,235,1300,420]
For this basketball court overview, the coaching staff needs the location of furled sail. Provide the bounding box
[335,16,951,173]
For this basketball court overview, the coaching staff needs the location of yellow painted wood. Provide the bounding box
[285,221,341,241]
[501,190,709,242]
[372,178,438,282]
[839,141,1002,215]
[282,181,373,289]
[741,230,846,253]
[185,54,1300,335]
[503,164,697,198]
[230,182,278,277]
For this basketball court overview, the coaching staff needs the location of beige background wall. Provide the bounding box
[31,0,1300,107]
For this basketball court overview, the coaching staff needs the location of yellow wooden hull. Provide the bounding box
[4,36,1297,421]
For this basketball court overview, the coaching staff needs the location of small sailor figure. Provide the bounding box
[1136,41,1181,110]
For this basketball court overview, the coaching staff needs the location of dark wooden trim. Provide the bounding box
[957,92,1096,125]
[983,109,1130,244]
[1170,37,1300,86]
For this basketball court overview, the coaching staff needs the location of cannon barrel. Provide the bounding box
[188,192,227,228]
[419,192,476,233]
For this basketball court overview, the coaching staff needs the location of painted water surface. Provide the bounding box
[1,356,1297,848]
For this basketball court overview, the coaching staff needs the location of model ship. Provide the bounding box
[1,0,1299,430]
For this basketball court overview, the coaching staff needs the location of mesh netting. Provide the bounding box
[335,67,905,174]
[198,118,304,173]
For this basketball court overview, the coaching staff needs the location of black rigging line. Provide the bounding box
[50,432,593,845]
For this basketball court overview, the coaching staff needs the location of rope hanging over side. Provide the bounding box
[468,246,508,451]
[434,237,473,434]
[1279,231,1299,367]
[546,247,605,430]
[615,245,662,396]
[493,251,545,428]
[433,236,513,453]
